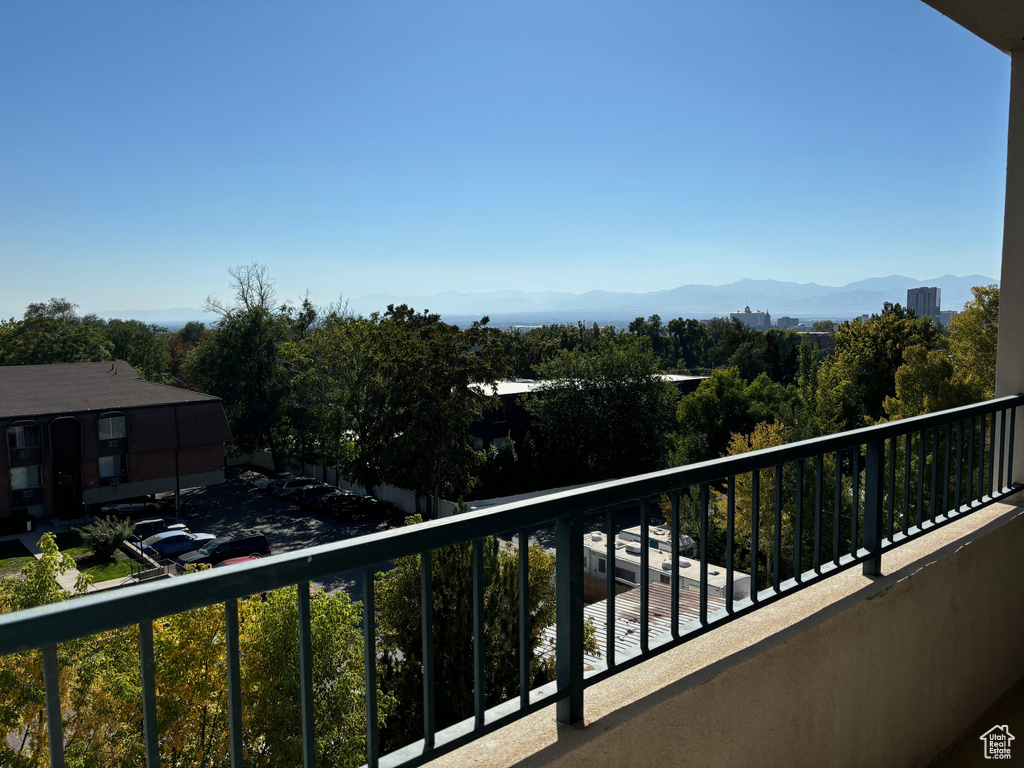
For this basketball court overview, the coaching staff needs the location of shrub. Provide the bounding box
[76,516,134,561]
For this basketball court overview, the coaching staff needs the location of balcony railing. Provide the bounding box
[0,395,1021,768]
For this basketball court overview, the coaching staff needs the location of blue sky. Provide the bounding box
[0,1,1010,319]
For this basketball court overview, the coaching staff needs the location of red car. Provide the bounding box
[213,554,263,568]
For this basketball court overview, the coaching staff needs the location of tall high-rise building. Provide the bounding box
[907,287,941,319]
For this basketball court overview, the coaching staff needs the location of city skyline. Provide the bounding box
[1,1,1011,319]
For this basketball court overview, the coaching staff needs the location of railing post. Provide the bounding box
[224,598,244,768]
[863,439,885,577]
[139,620,160,768]
[556,513,584,725]
[43,644,65,768]
[298,583,316,768]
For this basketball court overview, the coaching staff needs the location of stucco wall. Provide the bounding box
[434,503,1024,768]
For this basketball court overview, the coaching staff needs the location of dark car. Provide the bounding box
[298,482,335,506]
[138,531,215,559]
[100,501,165,518]
[177,531,271,567]
[317,488,352,511]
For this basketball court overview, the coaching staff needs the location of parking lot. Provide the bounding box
[164,467,405,598]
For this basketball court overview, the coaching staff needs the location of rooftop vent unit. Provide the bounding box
[590,532,603,542]
[625,543,642,555]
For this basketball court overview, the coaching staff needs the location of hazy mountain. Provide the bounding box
[350,274,996,320]
[96,274,997,329]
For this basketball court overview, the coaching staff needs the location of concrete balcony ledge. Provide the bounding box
[434,502,1024,768]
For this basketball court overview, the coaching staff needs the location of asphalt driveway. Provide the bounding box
[167,467,403,598]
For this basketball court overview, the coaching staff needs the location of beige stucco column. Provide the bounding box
[996,49,1024,482]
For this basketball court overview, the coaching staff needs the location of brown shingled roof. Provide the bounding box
[0,361,222,419]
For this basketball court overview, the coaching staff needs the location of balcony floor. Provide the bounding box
[434,501,1024,768]
[931,673,1024,766]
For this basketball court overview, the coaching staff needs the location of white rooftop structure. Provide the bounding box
[583,529,751,599]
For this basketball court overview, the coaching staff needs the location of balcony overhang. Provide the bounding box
[922,0,1024,54]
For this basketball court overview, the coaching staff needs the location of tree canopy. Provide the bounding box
[522,335,679,486]
[0,537,383,768]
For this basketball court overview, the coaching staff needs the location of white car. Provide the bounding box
[272,477,317,498]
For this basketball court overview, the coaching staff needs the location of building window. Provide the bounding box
[597,557,606,574]
[7,424,40,450]
[98,415,126,441]
[614,566,636,583]
[493,437,505,450]
[660,574,671,584]
[99,455,126,479]
[473,436,484,451]
[10,465,41,490]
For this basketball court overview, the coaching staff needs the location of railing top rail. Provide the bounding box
[0,394,1020,655]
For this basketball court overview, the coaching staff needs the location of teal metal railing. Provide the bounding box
[0,395,1021,768]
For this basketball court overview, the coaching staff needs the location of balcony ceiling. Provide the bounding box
[922,0,1024,54]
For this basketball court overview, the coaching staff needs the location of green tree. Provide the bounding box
[286,306,508,509]
[883,345,982,420]
[77,515,134,561]
[666,317,712,372]
[711,422,848,588]
[0,565,383,767]
[948,284,998,400]
[811,319,837,333]
[168,321,210,381]
[0,299,112,366]
[375,522,567,752]
[627,314,670,367]
[817,305,938,431]
[240,587,390,768]
[0,534,91,766]
[706,317,757,366]
[728,329,801,385]
[674,368,798,464]
[380,305,509,510]
[97,319,171,380]
[523,336,679,485]
[184,305,292,467]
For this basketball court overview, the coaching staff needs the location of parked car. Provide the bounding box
[320,491,397,521]
[317,488,352,511]
[272,477,317,499]
[213,554,263,568]
[130,517,189,541]
[177,531,272,567]
[138,531,215,559]
[100,501,164,517]
[297,482,335,505]
[254,471,296,491]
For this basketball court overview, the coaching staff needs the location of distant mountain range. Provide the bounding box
[97,274,998,329]
[348,274,997,320]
